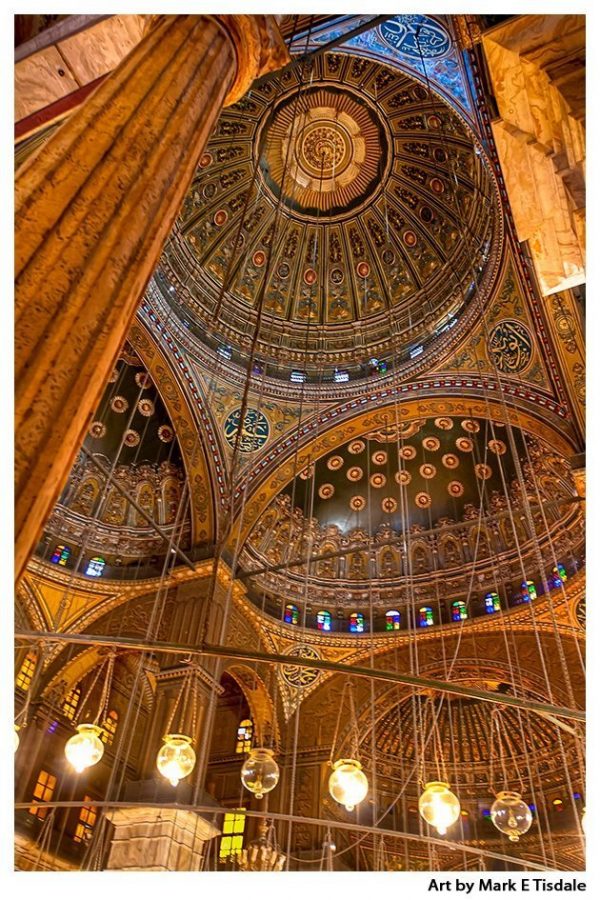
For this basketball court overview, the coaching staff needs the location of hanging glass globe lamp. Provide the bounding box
[490,791,533,842]
[328,758,369,812]
[240,748,280,799]
[14,724,20,753]
[64,723,104,773]
[156,733,196,787]
[581,808,586,835]
[419,780,461,836]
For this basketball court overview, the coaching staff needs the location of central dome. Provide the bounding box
[159,52,501,378]
[259,85,389,218]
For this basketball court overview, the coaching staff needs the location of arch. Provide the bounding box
[85,556,105,577]
[484,591,501,614]
[71,476,101,517]
[160,476,180,525]
[235,717,253,754]
[101,487,127,526]
[419,606,434,627]
[522,580,537,601]
[50,544,70,566]
[284,603,299,625]
[385,609,401,631]
[135,481,156,527]
[224,664,279,748]
[349,612,365,633]
[316,609,332,632]
[451,600,468,622]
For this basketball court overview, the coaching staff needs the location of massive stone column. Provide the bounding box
[15,14,288,582]
[105,807,220,871]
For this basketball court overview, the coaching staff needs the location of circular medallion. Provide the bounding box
[299,464,315,480]
[403,230,417,247]
[135,372,152,390]
[318,483,335,500]
[372,450,388,466]
[379,16,451,59]
[435,417,454,430]
[461,419,480,433]
[110,395,128,414]
[442,453,460,469]
[415,491,432,509]
[488,320,533,374]
[223,407,270,452]
[370,473,387,488]
[382,249,395,265]
[348,440,365,455]
[349,495,366,511]
[327,455,344,471]
[456,437,474,453]
[447,480,464,498]
[401,445,417,460]
[138,399,155,417]
[488,439,507,455]
[330,268,345,284]
[395,469,412,485]
[108,368,119,384]
[278,262,290,279]
[253,250,266,267]
[422,436,440,452]
[382,497,398,513]
[158,425,174,443]
[357,261,371,278]
[430,177,445,194]
[203,183,216,200]
[303,268,317,285]
[199,152,212,168]
[89,421,106,439]
[420,463,437,479]
[214,209,228,226]
[347,466,363,482]
[124,429,140,447]
[281,645,321,688]
[475,463,493,480]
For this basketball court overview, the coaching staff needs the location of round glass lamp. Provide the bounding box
[490,791,533,842]
[156,734,196,787]
[65,723,104,773]
[581,808,586,836]
[240,748,280,799]
[14,725,20,753]
[328,758,369,812]
[419,781,461,836]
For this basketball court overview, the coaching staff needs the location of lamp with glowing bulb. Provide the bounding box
[418,780,461,836]
[156,733,196,787]
[328,758,369,811]
[490,791,533,842]
[65,723,104,773]
[240,747,280,798]
[14,724,20,753]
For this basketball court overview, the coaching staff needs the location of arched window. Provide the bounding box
[29,769,57,820]
[419,606,434,627]
[85,556,105,577]
[74,795,98,843]
[552,563,567,587]
[484,592,501,613]
[521,580,537,601]
[62,686,81,722]
[101,710,118,746]
[451,600,468,622]
[50,544,70,566]
[349,612,364,633]
[236,719,253,754]
[219,808,246,860]
[316,610,332,632]
[16,651,37,691]
[284,604,299,625]
[385,610,401,631]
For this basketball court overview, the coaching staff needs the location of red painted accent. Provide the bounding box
[15,74,107,141]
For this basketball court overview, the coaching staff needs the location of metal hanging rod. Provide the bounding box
[11,798,552,871]
[252,15,391,91]
[15,628,585,723]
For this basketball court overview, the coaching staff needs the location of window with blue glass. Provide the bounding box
[385,610,401,631]
[484,592,501,613]
[552,563,567,587]
[86,556,105,577]
[316,610,332,632]
[284,604,299,625]
[50,544,70,566]
[349,612,364,633]
[521,580,537,601]
[419,606,434,627]
[451,600,467,622]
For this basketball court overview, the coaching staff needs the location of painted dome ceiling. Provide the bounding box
[157,51,501,378]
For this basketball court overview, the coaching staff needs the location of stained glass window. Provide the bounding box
[284,604,299,625]
[219,809,246,860]
[29,770,57,820]
[317,610,332,632]
[484,592,501,613]
[419,606,434,627]
[521,580,537,601]
[101,710,118,746]
[50,544,70,566]
[73,796,98,843]
[236,719,253,754]
[451,600,467,622]
[349,612,364,633]
[552,563,567,587]
[62,686,81,722]
[385,610,401,631]
[85,556,105,577]
[16,651,37,691]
